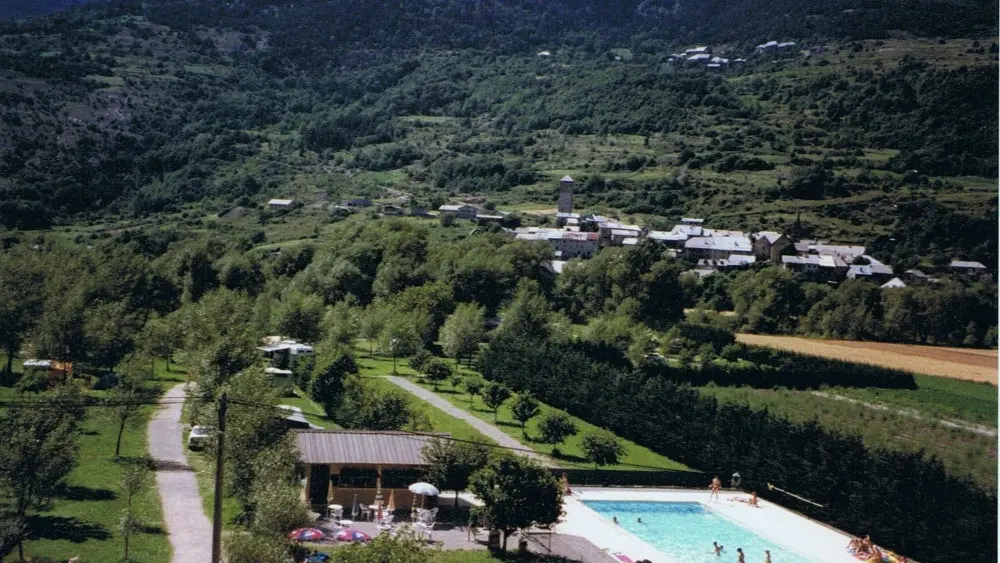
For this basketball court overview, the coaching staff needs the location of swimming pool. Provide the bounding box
[583,501,817,563]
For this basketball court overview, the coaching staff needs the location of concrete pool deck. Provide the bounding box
[555,488,860,563]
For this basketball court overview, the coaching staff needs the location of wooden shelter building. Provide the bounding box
[295,430,447,512]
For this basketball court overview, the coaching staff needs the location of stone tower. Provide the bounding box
[558,175,574,213]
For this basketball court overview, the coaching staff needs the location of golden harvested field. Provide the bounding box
[737,334,998,385]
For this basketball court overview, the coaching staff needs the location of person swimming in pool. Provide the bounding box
[637,517,643,524]
[737,547,745,563]
[712,542,724,556]
[612,516,618,525]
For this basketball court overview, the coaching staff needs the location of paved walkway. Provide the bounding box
[385,376,554,466]
[148,383,212,563]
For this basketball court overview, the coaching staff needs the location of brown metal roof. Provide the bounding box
[294,430,449,466]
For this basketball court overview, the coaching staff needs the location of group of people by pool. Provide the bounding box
[713,542,771,562]
[847,535,908,563]
[709,476,760,507]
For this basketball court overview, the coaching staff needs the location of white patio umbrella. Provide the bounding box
[408,482,439,509]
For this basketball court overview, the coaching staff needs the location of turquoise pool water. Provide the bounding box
[584,501,816,563]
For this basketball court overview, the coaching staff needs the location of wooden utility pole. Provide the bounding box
[211,393,228,563]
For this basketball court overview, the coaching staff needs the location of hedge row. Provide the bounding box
[652,345,917,389]
[480,334,996,563]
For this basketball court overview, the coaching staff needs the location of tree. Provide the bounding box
[537,411,577,454]
[106,357,153,458]
[468,453,562,553]
[424,358,453,391]
[440,303,486,365]
[439,212,456,228]
[275,292,325,343]
[340,378,419,431]
[210,367,288,506]
[250,480,309,536]
[332,530,431,563]
[421,438,490,507]
[510,392,540,437]
[481,381,511,423]
[0,249,44,385]
[581,431,625,468]
[378,314,421,374]
[409,348,432,375]
[84,300,144,372]
[463,377,484,404]
[309,349,358,417]
[119,458,152,562]
[225,532,291,563]
[493,280,553,342]
[0,386,82,560]
[140,313,183,373]
[360,305,388,358]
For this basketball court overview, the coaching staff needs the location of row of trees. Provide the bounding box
[478,328,997,563]
[685,267,1000,346]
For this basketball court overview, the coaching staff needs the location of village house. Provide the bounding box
[795,240,866,262]
[697,255,757,271]
[380,204,405,216]
[647,230,690,248]
[438,204,477,220]
[846,256,895,284]
[781,254,847,280]
[880,277,907,289]
[684,235,753,259]
[268,198,294,210]
[515,228,599,259]
[475,213,505,226]
[950,260,987,278]
[903,269,931,284]
[337,197,372,209]
[753,231,793,263]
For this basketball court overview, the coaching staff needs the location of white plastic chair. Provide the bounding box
[377,514,395,532]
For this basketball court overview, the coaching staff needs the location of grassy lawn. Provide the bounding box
[363,376,495,445]
[278,388,341,429]
[355,342,690,472]
[832,374,998,426]
[1,368,172,563]
[409,374,690,472]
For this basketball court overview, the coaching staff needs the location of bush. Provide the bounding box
[224,532,291,563]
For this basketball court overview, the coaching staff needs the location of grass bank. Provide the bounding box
[0,358,181,562]
[355,343,690,472]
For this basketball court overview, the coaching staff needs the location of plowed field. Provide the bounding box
[736,334,998,385]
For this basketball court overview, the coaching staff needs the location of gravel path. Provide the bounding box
[385,376,554,466]
[148,383,212,563]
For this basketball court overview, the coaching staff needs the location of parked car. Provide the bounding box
[187,425,214,450]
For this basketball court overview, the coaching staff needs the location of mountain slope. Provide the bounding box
[0,0,996,267]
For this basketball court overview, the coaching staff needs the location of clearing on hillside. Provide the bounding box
[736,334,998,385]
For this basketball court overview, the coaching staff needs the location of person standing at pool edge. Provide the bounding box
[710,476,722,502]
